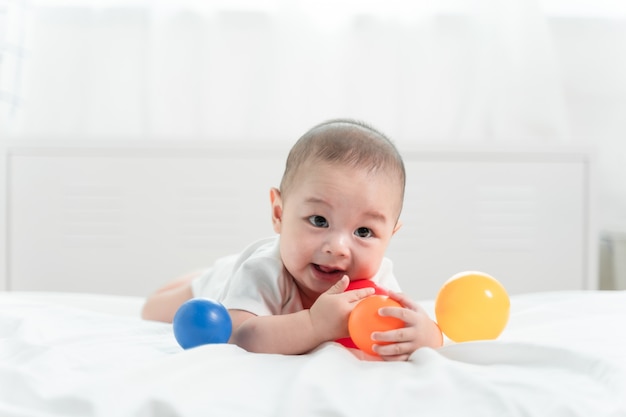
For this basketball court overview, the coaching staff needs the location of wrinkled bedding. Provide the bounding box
[1,290,625,417]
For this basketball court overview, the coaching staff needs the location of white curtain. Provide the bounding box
[0,0,27,134]
[3,0,569,143]
[2,0,626,228]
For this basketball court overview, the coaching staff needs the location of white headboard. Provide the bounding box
[0,142,596,300]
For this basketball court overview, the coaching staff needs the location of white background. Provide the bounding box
[0,0,624,292]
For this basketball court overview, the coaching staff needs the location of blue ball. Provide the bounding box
[173,298,232,349]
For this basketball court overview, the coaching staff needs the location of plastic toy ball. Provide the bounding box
[344,279,388,295]
[348,295,404,356]
[434,271,510,343]
[173,298,233,349]
[336,280,388,349]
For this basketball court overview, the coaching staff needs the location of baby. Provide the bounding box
[141,119,442,361]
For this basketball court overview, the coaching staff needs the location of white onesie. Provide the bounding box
[191,235,401,317]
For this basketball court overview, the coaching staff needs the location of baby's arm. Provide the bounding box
[230,276,374,354]
[370,291,443,361]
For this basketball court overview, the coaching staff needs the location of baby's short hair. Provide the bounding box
[280,118,406,208]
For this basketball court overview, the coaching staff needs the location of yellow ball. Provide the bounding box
[435,271,510,343]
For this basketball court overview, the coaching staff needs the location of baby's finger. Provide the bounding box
[372,326,413,344]
[387,291,418,311]
[325,275,350,295]
[372,341,413,360]
[377,305,415,325]
[345,287,376,302]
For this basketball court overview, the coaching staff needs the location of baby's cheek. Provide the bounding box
[280,252,301,280]
[356,263,380,280]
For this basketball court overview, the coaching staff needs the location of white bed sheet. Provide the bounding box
[1,290,625,417]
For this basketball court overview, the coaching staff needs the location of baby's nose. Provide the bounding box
[323,231,350,257]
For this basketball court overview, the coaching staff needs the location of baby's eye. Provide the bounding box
[354,227,373,238]
[308,215,329,228]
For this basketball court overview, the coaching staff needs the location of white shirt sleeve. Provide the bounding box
[221,252,287,316]
[191,236,301,317]
[372,258,402,293]
[191,237,399,317]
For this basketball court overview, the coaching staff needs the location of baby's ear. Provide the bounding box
[269,188,283,233]
[392,219,403,235]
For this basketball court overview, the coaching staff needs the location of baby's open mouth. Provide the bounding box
[314,264,344,275]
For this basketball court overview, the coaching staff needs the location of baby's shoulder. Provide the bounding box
[237,236,280,263]
[231,236,282,276]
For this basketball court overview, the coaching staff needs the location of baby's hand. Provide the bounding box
[309,276,375,342]
[370,291,443,361]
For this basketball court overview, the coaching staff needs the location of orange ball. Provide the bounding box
[336,280,388,350]
[435,271,510,343]
[348,295,404,356]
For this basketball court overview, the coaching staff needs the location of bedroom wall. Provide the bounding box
[551,17,626,233]
[1,0,624,291]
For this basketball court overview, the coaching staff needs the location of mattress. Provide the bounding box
[1,290,624,416]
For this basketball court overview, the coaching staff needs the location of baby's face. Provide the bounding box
[271,161,402,305]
